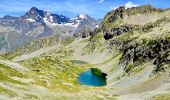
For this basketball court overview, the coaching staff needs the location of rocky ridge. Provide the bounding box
[0,7,99,53]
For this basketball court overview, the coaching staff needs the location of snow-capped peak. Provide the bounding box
[23,7,94,28]
[63,14,87,28]
[61,14,93,28]
[78,14,87,19]
[75,14,87,20]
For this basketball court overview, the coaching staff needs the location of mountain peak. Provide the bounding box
[3,15,14,19]
[30,7,38,10]
[29,7,39,14]
[24,7,45,19]
[78,14,87,19]
[75,14,88,20]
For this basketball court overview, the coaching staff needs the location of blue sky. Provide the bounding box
[0,0,170,19]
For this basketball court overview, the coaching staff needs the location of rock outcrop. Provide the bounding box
[104,26,132,40]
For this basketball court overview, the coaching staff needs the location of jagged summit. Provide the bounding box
[23,7,70,24]
[75,14,88,19]
[25,7,45,18]
[63,13,98,29]
[0,7,99,52]
[29,7,39,13]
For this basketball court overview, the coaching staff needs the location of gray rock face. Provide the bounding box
[118,39,170,73]
[0,7,70,37]
[88,5,170,75]
[74,26,93,38]
[73,14,100,38]
[24,7,70,24]
[104,26,132,40]
[108,6,126,23]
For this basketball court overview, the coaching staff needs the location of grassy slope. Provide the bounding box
[99,6,170,99]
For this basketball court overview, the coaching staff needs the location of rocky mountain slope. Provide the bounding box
[0,5,170,100]
[73,14,100,38]
[0,7,99,53]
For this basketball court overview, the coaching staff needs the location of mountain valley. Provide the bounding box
[0,5,170,100]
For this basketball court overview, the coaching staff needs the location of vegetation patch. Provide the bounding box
[0,64,26,85]
[83,33,106,53]
[152,93,170,100]
[0,86,17,97]
[91,68,107,80]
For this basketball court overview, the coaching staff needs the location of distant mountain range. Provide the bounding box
[0,7,100,53]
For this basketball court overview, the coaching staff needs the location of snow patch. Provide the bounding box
[63,22,79,28]
[43,17,57,26]
[78,14,87,19]
[26,18,36,22]
[49,16,54,23]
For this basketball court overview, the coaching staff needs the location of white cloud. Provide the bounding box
[110,6,122,10]
[124,1,139,9]
[99,0,104,3]
[110,1,139,10]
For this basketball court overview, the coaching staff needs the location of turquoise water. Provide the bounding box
[77,69,107,86]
